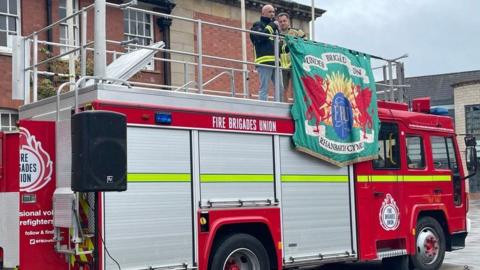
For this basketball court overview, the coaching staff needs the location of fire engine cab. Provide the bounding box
[0,2,477,270]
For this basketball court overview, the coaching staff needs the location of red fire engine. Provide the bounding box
[0,85,477,270]
[0,2,477,270]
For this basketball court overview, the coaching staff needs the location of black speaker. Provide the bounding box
[71,111,127,192]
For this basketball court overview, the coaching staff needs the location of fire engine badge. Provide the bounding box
[19,127,53,192]
[287,36,379,167]
[379,193,400,231]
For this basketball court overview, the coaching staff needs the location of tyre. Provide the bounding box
[210,233,271,270]
[382,255,408,270]
[409,217,446,270]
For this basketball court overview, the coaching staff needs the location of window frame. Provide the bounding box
[58,0,80,56]
[0,111,19,131]
[430,135,459,173]
[0,0,21,53]
[372,122,401,170]
[405,135,426,170]
[123,8,155,70]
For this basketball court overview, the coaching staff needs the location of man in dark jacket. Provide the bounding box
[250,4,283,101]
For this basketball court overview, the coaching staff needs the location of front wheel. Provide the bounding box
[210,233,271,270]
[409,217,446,270]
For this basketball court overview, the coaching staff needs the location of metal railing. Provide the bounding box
[16,0,409,106]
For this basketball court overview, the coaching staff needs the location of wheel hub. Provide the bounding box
[223,248,261,270]
[416,227,440,264]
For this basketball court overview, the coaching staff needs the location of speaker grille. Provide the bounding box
[71,111,127,192]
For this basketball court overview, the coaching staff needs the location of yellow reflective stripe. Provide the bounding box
[128,173,191,182]
[255,55,275,64]
[357,175,369,182]
[371,175,398,182]
[280,53,290,68]
[265,25,273,34]
[281,175,348,183]
[201,174,274,183]
[433,175,452,181]
[79,252,88,262]
[356,175,452,182]
[403,175,451,182]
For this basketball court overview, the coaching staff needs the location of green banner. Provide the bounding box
[287,37,379,167]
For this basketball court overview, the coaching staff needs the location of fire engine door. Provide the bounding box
[355,122,403,259]
[279,136,355,260]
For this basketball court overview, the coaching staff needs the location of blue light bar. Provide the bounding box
[154,112,172,124]
[430,107,449,116]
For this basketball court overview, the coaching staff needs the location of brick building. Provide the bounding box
[0,0,324,131]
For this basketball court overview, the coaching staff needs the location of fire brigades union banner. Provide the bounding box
[286,36,379,167]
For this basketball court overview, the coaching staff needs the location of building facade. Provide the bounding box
[453,80,480,193]
[0,0,323,131]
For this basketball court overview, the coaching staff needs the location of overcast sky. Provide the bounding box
[293,0,480,78]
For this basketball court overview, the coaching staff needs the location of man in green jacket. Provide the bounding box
[250,5,283,101]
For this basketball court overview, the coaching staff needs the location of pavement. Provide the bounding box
[315,199,480,270]
[443,198,480,269]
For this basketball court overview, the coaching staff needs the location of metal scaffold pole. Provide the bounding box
[311,0,315,40]
[94,0,106,77]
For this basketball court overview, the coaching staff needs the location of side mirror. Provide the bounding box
[466,146,478,172]
[465,135,477,147]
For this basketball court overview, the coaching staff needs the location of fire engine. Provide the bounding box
[0,2,477,270]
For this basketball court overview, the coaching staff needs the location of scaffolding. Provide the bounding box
[12,0,409,106]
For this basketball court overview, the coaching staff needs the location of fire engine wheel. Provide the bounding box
[210,233,270,270]
[410,217,446,270]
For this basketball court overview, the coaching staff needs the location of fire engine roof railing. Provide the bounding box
[12,0,409,106]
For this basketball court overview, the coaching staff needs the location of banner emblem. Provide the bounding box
[379,193,400,231]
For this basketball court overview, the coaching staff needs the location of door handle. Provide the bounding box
[373,191,384,197]
[433,188,442,194]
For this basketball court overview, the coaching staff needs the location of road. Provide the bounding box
[316,199,480,270]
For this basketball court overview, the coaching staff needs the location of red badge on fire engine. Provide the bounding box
[379,193,400,231]
[19,127,53,193]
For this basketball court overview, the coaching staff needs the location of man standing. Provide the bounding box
[277,12,306,102]
[250,5,283,101]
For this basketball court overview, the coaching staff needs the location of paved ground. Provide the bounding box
[315,199,480,270]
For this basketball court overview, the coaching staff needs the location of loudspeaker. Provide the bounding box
[71,111,127,192]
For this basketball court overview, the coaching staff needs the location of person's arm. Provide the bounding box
[250,21,277,43]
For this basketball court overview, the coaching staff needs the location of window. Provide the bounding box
[0,0,19,49]
[466,104,480,154]
[431,136,458,173]
[0,111,18,131]
[373,123,400,169]
[465,105,480,135]
[406,136,425,169]
[59,0,79,54]
[123,9,154,70]
[465,104,480,193]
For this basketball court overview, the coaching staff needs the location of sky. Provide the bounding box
[294,0,480,78]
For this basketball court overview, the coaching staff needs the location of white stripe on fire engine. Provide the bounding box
[357,175,451,182]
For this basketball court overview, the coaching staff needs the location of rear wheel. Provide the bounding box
[210,233,270,270]
[409,217,446,270]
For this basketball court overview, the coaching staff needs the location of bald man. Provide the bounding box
[250,4,284,101]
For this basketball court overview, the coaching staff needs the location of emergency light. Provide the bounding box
[430,107,449,116]
[155,112,172,124]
